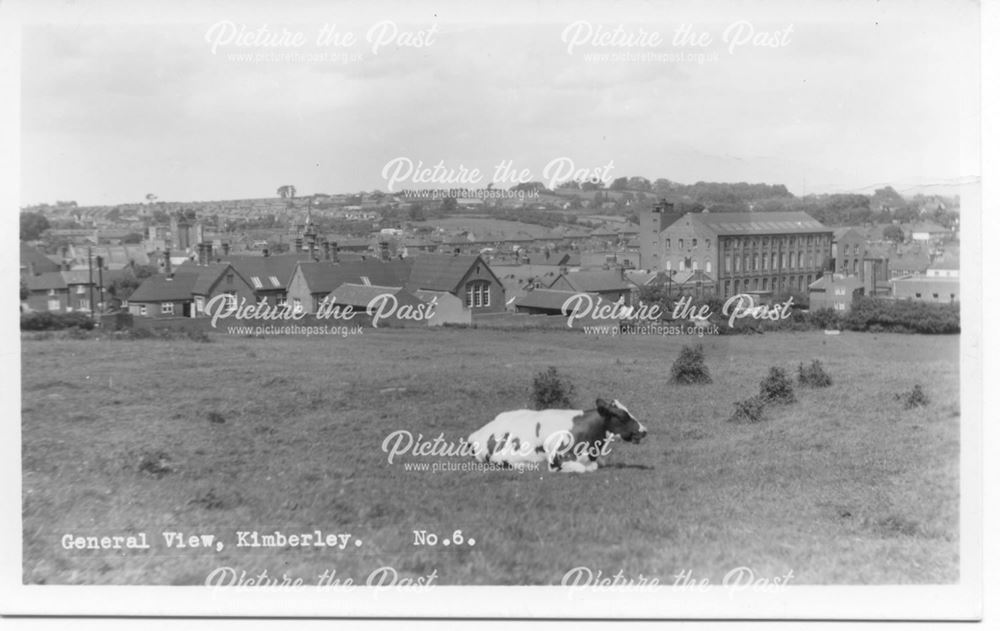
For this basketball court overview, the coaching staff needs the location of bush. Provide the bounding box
[20,311,95,331]
[896,384,929,409]
[669,344,712,384]
[759,367,796,404]
[809,308,843,331]
[531,366,575,409]
[845,297,959,334]
[798,360,833,388]
[728,395,766,424]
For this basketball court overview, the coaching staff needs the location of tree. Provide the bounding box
[20,212,50,241]
[441,197,458,213]
[122,232,144,244]
[277,185,297,199]
[627,176,652,192]
[609,177,629,191]
[883,224,905,243]
[145,193,157,204]
[408,203,427,221]
[20,278,29,301]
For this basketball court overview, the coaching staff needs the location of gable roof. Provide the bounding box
[551,270,633,293]
[808,273,864,292]
[128,272,200,302]
[329,283,417,308]
[20,243,61,274]
[221,253,312,290]
[26,272,69,291]
[929,252,959,270]
[406,254,484,293]
[690,211,829,236]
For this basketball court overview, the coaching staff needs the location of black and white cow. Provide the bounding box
[467,398,647,473]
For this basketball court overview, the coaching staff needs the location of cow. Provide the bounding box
[467,398,647,473]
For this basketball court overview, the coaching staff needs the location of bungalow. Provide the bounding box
[407,253,506,314]
[128,263,256,318]
[327,283,426,326]
[891,276,959,304]
[220,253,313,306]
[286,259,413,314]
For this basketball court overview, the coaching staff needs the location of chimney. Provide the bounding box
[222,242,230,257]
[205,242,214,264]
[163,249,172,276]
[453,247,461,256]
[322,240,331,261]
[262,247,270,257]
[196,243,205,266]
[380,241,390,261]
[331,241,339,263]
[294,237,303,253]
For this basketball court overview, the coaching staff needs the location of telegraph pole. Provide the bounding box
[88,247,95,323]
[96,256,105,316]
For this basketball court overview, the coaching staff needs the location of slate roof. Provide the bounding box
[20,243,61,274]
[295,259,413,295]
[128,272,200,302]
[929,252,960,270]
[220,253,309,290]
[551,270,633,293]
[25,270,125,291]
[690,211,830,236]
[808,274,864,292]
[407,254,484,293]
[329,283,406,308]
[514,289,592,311]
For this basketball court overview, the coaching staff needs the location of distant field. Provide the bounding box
[411,217,558,240]
[21,329,959,585]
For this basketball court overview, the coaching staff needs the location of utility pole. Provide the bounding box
[96,256,105,316]
[88,247,95,323]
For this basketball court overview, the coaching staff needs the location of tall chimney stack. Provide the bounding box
[222,242,230,257]
[331,241,339,264]
[322,240,331,261]
[294,237,303,253]
[164,248,172,277]
[380,241,390,261]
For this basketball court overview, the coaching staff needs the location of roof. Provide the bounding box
[407,254,483,293]
[20,243,61,274]
[190,263,235,295]
[690,211,830,236]
[929,253,960,270]
[295,259,413,295]
[808,274,864,292]
[128,272,200,302]
[671,269,715,285]
[26,272,69,291]
[220,253,310,290]
[833,227,865,241]
[551,270,633,293]
[514,289,592,311]
[329,283,408,308]
[25,270,125,291]
[909,222,950,234]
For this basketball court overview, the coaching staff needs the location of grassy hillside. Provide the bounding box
[21,328,959,585]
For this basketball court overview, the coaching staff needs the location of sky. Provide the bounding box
[15,0,982,206]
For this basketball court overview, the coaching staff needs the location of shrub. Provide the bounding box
[20,311,95,331]
[531,366,575,409]
[729,395,766,424]
[207,411,226,424]
[798,360,833,388]
[809,308,843,331]
[845,297,959,334]
[137,450,173,478]
[896,384,929,409]
[759,367,796,404]
[669,344,712,384]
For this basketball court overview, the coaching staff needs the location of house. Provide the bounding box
[888,251,931,279]
[24,270,122,313]
[832,228,866,277]
[547,269,635,306]
[927,253,959,279]
[808,273,864,313]
[220,253,313,306]
[285,260,412,314]
[909,222,951,244]
[20,243,61,277]
[128,263,256,318]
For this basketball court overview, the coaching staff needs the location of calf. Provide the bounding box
[468,398,647,473]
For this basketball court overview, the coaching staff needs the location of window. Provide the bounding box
[251,276,264,289]
[693,261,699,271]
[797,252,804,268]
[854,245,859,255]
[771,253,777,269]
[226,273,234,284]
[852,260,858,274]
[753,254,759,271]
[666,260,672,271]
[706,261,712,274]
[932,293,939,299]
[221,292,237,310]
[77,285,86,294]
[47,299,60,311]
[140,305,148,316]
[48,289,56,297]
[466,281,491,308]
[679,239,684,249]
[743,254,749,271]
[665,239,671,249]
[724,255,731,273]
[762,277,769,291]
[692,239,698,248]
[293,298,303,313]
[162,302,174,315]
[707,240,711,250]
[724,280,731,296]
[915,293,922,299]
[195,296,205,314]
[269,276,281,287]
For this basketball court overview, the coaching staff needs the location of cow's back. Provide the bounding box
[468,409,580,465]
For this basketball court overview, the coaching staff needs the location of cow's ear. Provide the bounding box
[596,398,611,415]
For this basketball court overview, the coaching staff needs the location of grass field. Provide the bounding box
[21,328,960,585]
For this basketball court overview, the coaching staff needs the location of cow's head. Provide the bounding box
[596,398,647,444]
